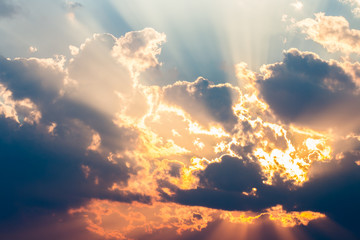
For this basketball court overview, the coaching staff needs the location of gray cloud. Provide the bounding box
[167,150,360,238]
[258,48,360,131]
[64,1,83,10]
[0,56,65,105]
[163,77,239,132]
[0,32,155,224]
[0,0,19,19]
[198,155,263,193]
[0,117,150,223]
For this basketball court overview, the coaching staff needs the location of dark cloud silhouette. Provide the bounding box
[169,151,360,238]
[0,117,150,224]
[172,155,287,212]
[258,49,360,130]
[198,155,263,192]
[0,56,64,105]
[0,34,151,227]
[0,34,141,153]
[163,77,239,132]
[291,152,360,237]
[0,29,176,231]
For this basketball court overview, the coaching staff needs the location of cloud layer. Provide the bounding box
[1,22,360,240]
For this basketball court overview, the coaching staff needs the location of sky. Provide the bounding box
[1,0,360,239]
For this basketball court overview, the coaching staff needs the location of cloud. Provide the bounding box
[257,48,360,131]
[112,28,166,76]
[0,116,150,223]
[291,1,303,10]
[67,33,135,116]
[29,46,38,53]
[339,0,360,17]
[0,29,170,224]
[0,83,41,124]
[0,56,65,105]
[172,155,286,212]
[150,49,360,235]
[2,25,360,239]
[0,0,19,18]
[64,1,83,10]
[295,13,360,54]
[163,77,240,132]
[168,150,360,236]
[198,155,263,193]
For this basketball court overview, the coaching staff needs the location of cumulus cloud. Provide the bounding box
[0,56,66,105]
[198,155,263,193]
[0,27,265,239]
[258,48,360,131]
[169,151,360,237]
[0,83,41,125]
[0,28,169,226]
[67,33,135,116]
[163,77,240,132]
[140,46,360,238]
[0,117,149,222]
[295,13,360,54]
[2,25,360,240]
[112,28,166,76]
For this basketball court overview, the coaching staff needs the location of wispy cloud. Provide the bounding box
[295,13,360,54]
[339,0,360,17]
[64,0,83,10]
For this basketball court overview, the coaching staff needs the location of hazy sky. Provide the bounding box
[1,0,360,239]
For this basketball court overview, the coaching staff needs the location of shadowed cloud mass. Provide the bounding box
[258,48,360,131]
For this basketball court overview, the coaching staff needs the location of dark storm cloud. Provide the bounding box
[0,0,19,18]
[258,49,360,128]
[163,77,239,132]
